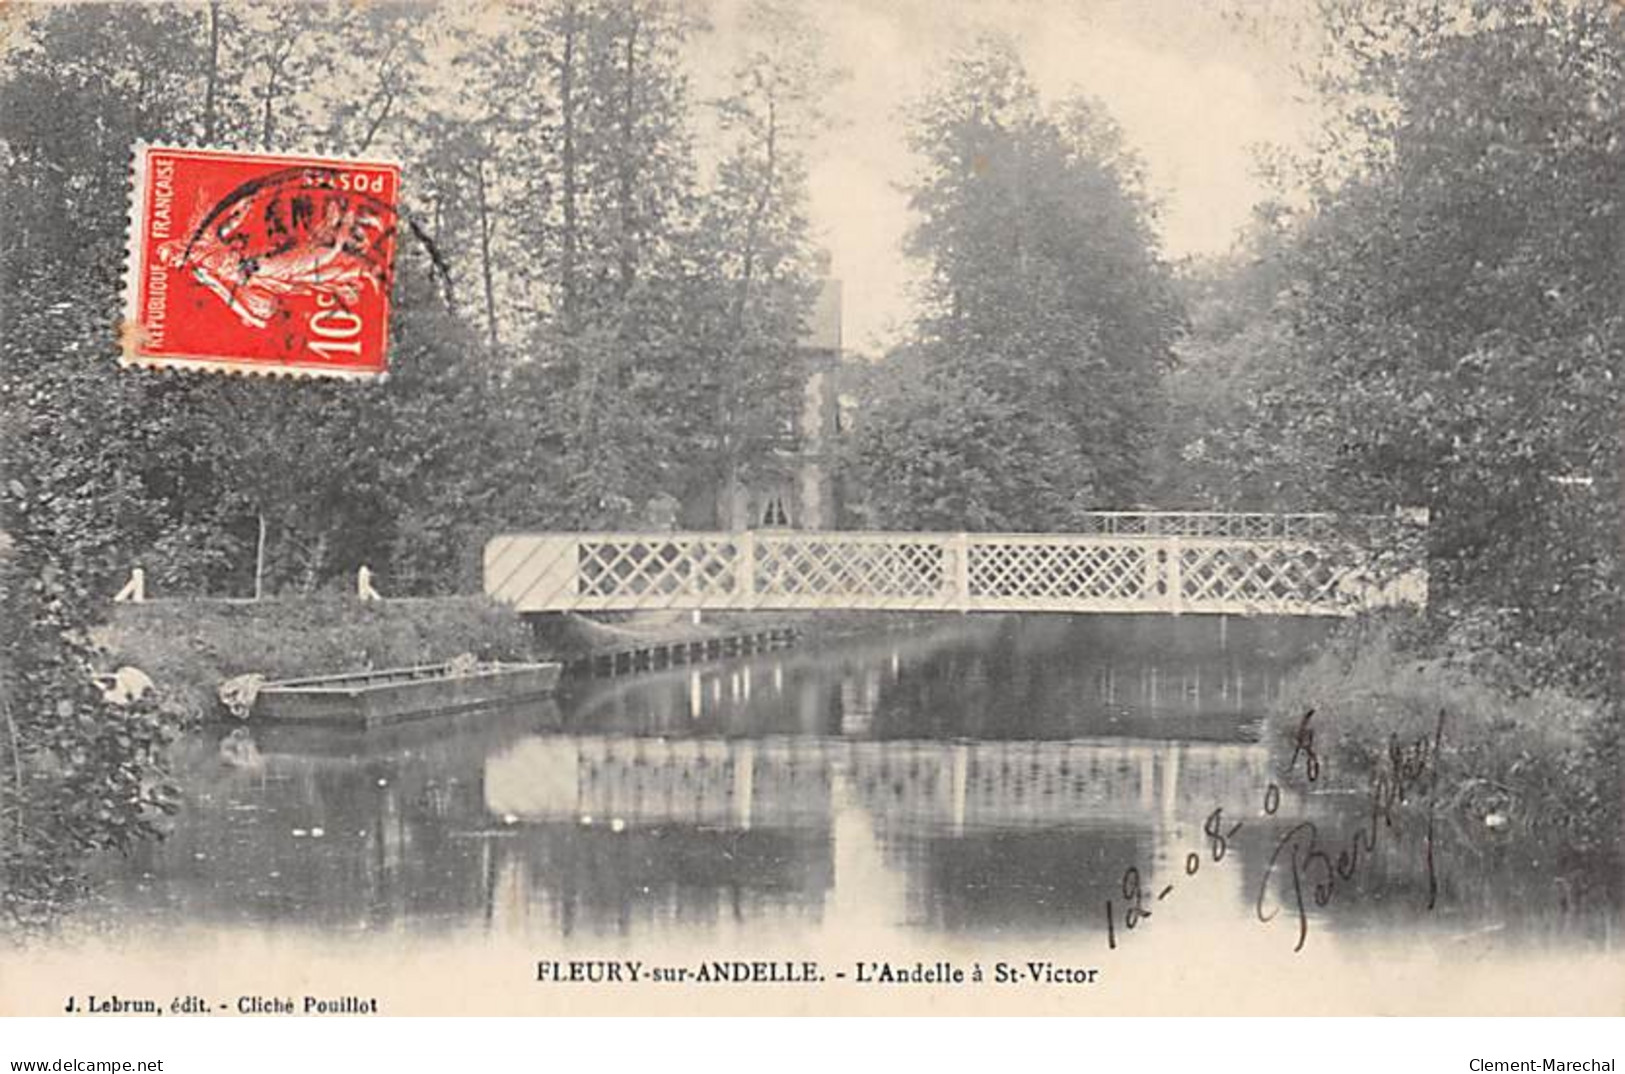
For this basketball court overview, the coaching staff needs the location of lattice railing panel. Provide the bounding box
[487,520,1425,616]
[577,537,740,597]
[755,537,945,598]
[1178,544,1351,609]
[968,541,1150,601]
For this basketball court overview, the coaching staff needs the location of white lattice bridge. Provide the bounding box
[485,512,1427,618]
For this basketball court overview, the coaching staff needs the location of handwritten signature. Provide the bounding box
[1257,708,1446,951]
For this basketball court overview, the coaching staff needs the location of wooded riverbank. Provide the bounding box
[98,598,953,723]
[1266,617,1620,917]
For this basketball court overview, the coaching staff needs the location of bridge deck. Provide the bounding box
[485,515,1426,618]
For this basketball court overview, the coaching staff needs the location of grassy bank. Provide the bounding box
[99,601,953,722]
[100,597,535,723]
[1269,617,1620,905]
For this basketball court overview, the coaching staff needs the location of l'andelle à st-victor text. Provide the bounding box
[1105,708,1447,953]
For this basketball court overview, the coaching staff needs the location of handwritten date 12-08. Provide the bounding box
[1105,803,1254,951]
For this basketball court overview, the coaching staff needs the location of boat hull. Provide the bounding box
[250,662,562,730]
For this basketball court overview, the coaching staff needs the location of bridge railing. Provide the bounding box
[1073,511,1341,539]
[485,516,1428,618]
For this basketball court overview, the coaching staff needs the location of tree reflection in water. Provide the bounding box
[86,616,1612,952]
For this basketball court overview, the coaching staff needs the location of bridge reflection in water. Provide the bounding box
[99,617,1326,943]
[485,736,1276,833]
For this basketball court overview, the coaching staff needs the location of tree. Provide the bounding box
[1153,205,1310,510]
[841,347,1095,531]
[850,39,1181,530]
[0,0,839,600]
[0,300,181,926]
[678,0,831,527]
[1253,0,1623,702]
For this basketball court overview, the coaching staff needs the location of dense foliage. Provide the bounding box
[1,299,183,926]
[0,0,829,599]
[842,40,1181,530]
[1166,0,1621,710]
[0,0,828,927]
[1159,1,1621,898]
[1272,616,1618,907]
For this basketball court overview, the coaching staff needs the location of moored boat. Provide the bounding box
[248,660,562,729]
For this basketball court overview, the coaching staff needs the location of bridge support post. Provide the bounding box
[737,530,757,606]
[951,533,971,611]
[1167,536,1184,614]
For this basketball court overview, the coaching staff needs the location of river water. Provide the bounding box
[55,615,1621,1014]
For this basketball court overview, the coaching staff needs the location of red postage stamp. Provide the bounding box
[122,144,400,379]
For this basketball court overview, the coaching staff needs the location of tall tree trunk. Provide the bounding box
[714,101,779,529]
[202,0,220,143]
[261,37,294,150]
[735,100,777,326]
[261,73,277,149]
[3,697,23,854]
[355,89,396,155]
[474,157,499,350]
[354,38,401,154]
[616,5,638,298]
[301,532,328,595]
[719,460,741,530]
[575,4,639,452]
[253,512,267,601]
[261,66,276,149]
[559,0,580,335]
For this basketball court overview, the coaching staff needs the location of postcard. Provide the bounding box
[1,0,1619,1020]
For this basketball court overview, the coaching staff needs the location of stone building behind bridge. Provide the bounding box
[671,274,844,532]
